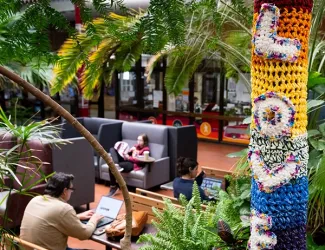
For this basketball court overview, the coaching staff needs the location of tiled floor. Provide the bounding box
[67,141,245,249]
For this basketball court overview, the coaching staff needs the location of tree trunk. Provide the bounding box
[248,1,312,249]
[0,66,132,250]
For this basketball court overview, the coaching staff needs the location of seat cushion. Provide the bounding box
[100,164,146,181]
[121,168,147,181]
[101,163,109,173]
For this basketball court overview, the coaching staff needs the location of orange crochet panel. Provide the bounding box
[251,8,312,138]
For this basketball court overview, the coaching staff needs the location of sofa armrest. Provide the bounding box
[98,122,123,153]
[61,118,84,139]
[52,137,95,207]
[144,157,170,189]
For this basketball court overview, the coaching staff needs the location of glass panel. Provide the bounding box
[194,72,220,141]
[143,71,163,109]
[167,87,189,112]
[224,74,251,117]
[222,74,251,144]
[119,72,137,106]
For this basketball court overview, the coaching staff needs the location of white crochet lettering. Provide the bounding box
[249,210,277,250]
[253,3,301,62]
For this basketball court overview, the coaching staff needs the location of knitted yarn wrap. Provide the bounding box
[249,1,312,249]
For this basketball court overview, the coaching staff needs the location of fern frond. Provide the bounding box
[191,213,203,238]
[178,193,189,207]
[192,181,202,212]
[183,198,194,238]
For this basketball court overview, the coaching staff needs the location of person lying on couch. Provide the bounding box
[107,133,150,197]
[173,157,209,201]
[20,172,103,250]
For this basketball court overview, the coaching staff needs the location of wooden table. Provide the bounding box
[134,156,155,163]
[91,224,156,250]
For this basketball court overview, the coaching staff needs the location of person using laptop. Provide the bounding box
[20,172,104,250]
[173,157,209,201]
[107,133,150,197]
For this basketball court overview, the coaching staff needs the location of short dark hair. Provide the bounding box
[139,133,149,147]
[177,157,198,176]
[44,172,74,198]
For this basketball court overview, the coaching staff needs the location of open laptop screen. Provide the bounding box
[96,196,123,219]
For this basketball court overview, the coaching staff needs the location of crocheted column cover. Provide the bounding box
[249,1,313,249]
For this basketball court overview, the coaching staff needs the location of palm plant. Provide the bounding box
[145,0,253,94]
[51,11,144,98]
[51,0,253,97]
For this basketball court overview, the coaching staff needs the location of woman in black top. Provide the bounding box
[173,157,209,201]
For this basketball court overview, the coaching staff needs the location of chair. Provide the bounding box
[61,117,123,180]
[167,125,197,180]
[3,234,48,250]
[99,122,170,189]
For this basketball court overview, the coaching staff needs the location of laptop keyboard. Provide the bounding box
[97,217,113,228]
[82,217,114,228]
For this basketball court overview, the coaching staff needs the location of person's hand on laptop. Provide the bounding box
[89,213,105,225]
[77,210,95,220]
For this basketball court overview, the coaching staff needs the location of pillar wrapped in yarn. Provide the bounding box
[249,1,313,249]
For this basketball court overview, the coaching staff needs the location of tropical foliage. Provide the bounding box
[0,1,136,248]
[0,107,65,236]
[0,0,126,66]
[51,0,254,97]
[52,11,145,98]
[138,178,250,250]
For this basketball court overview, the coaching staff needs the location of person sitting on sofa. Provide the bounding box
[20,172,103,250]
[173,157,209,201]
[107,133,150,197]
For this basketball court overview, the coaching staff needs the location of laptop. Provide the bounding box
[81,196,124,228]
[201,177,223,199]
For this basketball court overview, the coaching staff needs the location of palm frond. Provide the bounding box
[51,34,95,95]
[165,48,203,95]
[81,39,120,98]
[145,0,186,47]
[3,59,53,88]
[114,39,143,72]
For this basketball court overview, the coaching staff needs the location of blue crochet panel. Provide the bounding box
[251,177,308,231]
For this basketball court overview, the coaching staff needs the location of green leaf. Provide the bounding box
[308,129,321,138]
[227,148,248,158]
[308,72,325,89]
[239,189,250,200]
[308,100,325,111]
[308,149,322,169]
[307,234,316,250]
[309,137,325,151]
[319,123,325,136]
